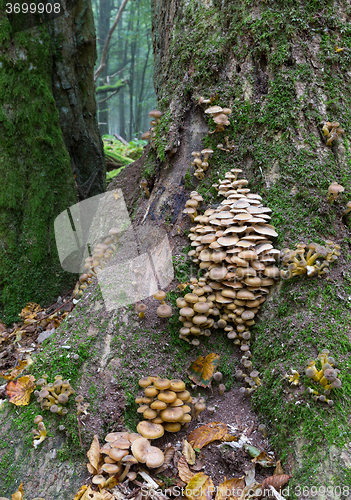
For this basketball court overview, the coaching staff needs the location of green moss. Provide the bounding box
[0,6,77,323]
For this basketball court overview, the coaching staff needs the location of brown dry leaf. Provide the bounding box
[188,422,228,450]
[178,455,195,483]
[215,477,245,500]
[87,434,101,475]
[77,486,114,500]
[155,444,176,473]
[185,472,214,500]
[0,320,6,333]
[238,483,262,500]
[220,434,238,442]
[274,460,284,475]
[251,451,275,468]
[1,359,29,380]
[11,482,23,500]
[261,474,292,490]
[183,439,196,465]
[187,353,220,388]
[6,375,35,406]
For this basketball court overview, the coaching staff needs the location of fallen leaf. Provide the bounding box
[73,485,88,500]
[11,482,23,500]
[0,320,6,333]
[252,451,275,467]
[215,477,245,500]
[6,375,35,406]
[335,45,344,53]
[244,464,256,487]
[220,434,238,442]
[274,460,284,476]
[183,439,196,465]
[87,434,101,475]
[155,443,176,473]
[188,422,228,450]
[78,486,114,500]
[19,302,42,320]
[178,455,195,483]
[238,482,262,500]
[185,472,214,500]
[262,474,292,490]
[188,353,220,387]
[243,444,260,459]
[1,359,29,380]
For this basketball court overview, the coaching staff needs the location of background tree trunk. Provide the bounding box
[0,0,104,323]
[149,0,351,491]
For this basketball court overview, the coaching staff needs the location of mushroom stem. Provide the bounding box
[119,464,131,482]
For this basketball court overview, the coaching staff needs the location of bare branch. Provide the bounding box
[94,0,130,82]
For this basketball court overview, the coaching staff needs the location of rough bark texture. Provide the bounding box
[147,0,351,493]
[48,0,106,199]
[0,0,104,323]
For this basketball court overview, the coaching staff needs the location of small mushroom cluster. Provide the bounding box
[305,349,342,405]
[32,415,47,449]
[235,359,262,396]
[95,431,165,485]
[190,150,214,180]
[141,109,162,143]
[76,394,90,416]
[183,191,204,221]
[280,241,340,279]
[204,105,232,134]
[217,136,235,152]
[180,169,280,348]
[34,375,74,415]
[136,377,193,434]
[321,120,344,147]
[83,228,121,277]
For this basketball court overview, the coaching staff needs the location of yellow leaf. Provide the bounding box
[188,353,220,387]
[220,434,238,442]
[185,472,214,500]
[215,477,245,500]
[188,422,228,450]
[335,45,344,53]
[87,434,101,475]
[73,485,88,500]
[183,439,196,465]
[6,375,35,406]
[1,360,29,380]
[178,455,195,483]
[79,487,114,500]
[11,482,23,500]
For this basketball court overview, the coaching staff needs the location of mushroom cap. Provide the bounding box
[139,377,152,388]
[176,390,191,401]
[101,463,120,475]
[128,433,143,443]
[328,182,344,194]
[136,303,147,313]
[148,109,162,119]
[144,386,159,398]
[58,393,68,404]
[109,448,129,461]
[160,407,184,422]
[150,400,168,410]
[92,474,106,485]
[111,438,131,449]
[163,422,182,432]
[153,290,167,301]
[158,390,177,403]
[157,304,173,318]
[141,131,151,140]
[153,378,171,390]
[33,415,43,424]
[250,370,259,379]
[170,379,186,392]
[131,437,165,468]
[137,421,164,439]
[105,431,129,442]
[205,105,223,114]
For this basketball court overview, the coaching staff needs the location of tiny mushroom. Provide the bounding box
[157,304,173,318]
[328,182,344,203]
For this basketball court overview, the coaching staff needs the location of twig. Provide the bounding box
[126,487,141,498]
[94,0,130,81]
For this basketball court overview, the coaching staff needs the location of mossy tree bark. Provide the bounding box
[0,0,105,323]
[149,0,351,494]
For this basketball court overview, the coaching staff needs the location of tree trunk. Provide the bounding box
[97,0,112,135]
[149,0,351,493]
[0,0,104,323]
